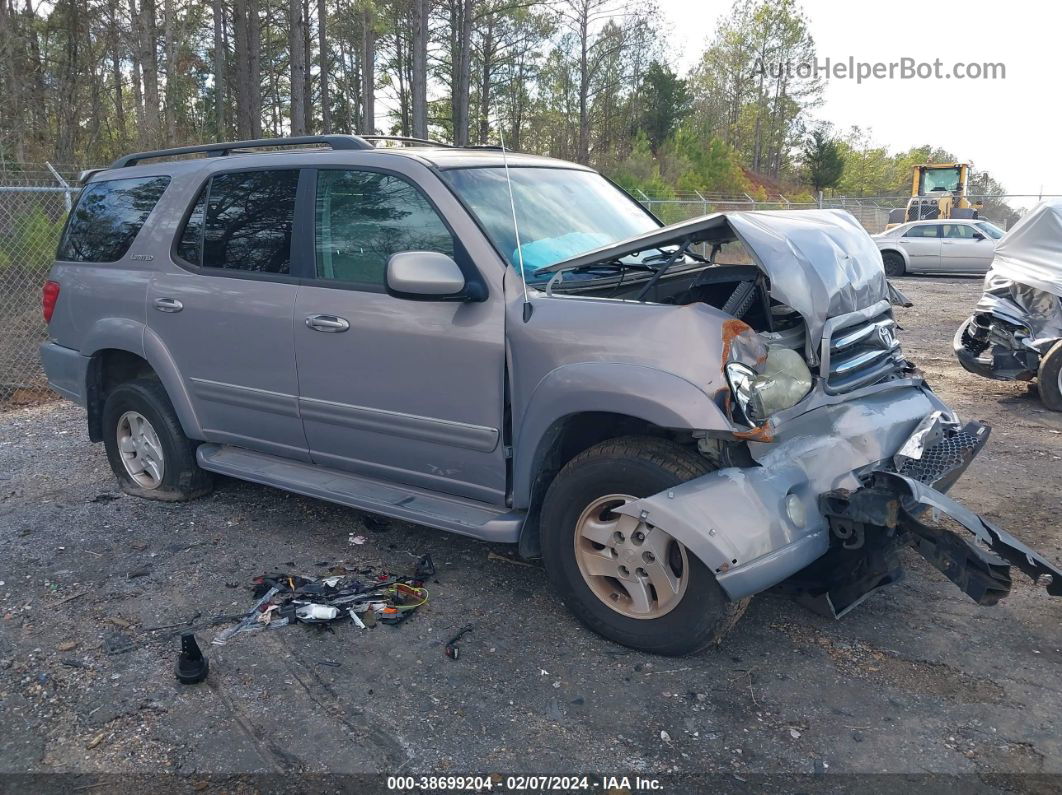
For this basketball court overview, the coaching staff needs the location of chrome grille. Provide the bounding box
[820,304,905,393]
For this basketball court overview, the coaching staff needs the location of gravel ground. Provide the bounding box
[1,275,1060,787]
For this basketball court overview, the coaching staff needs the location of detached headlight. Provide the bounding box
[726,347,813,423]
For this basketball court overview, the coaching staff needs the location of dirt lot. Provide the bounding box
[1,275,1060,788]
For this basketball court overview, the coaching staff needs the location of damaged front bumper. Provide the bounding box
[809,471,1062,616]
[616,384,1062,615]
[953,315,1041,382]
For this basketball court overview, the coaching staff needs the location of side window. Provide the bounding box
[976,222,1005,240]
[903,225,940,238]
[943,224,974,239]
[57,176,170,262]
[177,169,299,273]
[315,169,455,286]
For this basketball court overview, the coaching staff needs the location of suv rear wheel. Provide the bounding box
[101,379,212,501]
[540,436,748,655]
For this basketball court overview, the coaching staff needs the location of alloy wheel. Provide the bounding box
[116,410,165,489]
[572,494,689,619]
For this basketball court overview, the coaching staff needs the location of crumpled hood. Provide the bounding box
[540,208,889,345]
[726,209,889,344]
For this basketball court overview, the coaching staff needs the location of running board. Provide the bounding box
[196,444,524,543]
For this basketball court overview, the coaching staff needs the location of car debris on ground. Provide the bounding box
[212,554,436,645]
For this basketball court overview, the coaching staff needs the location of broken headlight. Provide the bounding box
[726,347,813,423]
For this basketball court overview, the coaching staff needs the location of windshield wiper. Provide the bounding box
[639,247,707,265]
[634,238,693,302]
[537,259,656,279]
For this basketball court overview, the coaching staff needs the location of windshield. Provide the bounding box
[442,167,660,280]
[976,221,1006,239]
[919,167,962,194]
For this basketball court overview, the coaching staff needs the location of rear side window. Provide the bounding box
[57,176,170,262]
[177,169,299,274]
[315,169,455,286]
[903,225,940,238]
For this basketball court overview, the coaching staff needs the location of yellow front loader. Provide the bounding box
[886,163,982,229]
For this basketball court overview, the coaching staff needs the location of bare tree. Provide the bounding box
[213,0,227,137]
[288,0,307,134]
[359,0,375,133]
[232,0,261,137]
[0,0,26,160]
[450,0,473,145]
[318,0,331,132]
[411,0,427,138]
[164,0,177,143]
[134,0,161,146]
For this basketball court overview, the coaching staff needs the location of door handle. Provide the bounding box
[305,314,350,333]
[153,297,183,313]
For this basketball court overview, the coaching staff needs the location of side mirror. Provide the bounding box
[972,232,985,240]
[386,251,470,300]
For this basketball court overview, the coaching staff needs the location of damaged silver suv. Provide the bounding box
[39,135,1062,655]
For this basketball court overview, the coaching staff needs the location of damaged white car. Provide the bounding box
[955,198,1062,410]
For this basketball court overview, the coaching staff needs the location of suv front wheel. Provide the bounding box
[540,436,748,655]
[101,379,213,501]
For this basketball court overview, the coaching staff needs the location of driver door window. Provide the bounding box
[314,169,454,288]
[941,224,975,239]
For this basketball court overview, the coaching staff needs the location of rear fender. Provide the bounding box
[82,323,203,440]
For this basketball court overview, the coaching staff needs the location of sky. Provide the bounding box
[657,0,1060,197]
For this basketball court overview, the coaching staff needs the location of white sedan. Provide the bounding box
[872,219,1006,276]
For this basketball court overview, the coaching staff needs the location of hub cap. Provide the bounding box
[116,411,165,489]
[573,494,689,620]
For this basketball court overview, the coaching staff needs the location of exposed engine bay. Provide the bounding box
[541,209,916,428]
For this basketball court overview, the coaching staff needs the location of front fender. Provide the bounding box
[512,362,733,507]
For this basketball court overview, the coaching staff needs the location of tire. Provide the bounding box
[881,250,906,277]
[540,436,749,656]
[1038,341,1062,412]
[101,378,213,501]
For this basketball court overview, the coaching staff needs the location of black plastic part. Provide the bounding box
[414,554,437,580]
[903,512,1012,605]
[688,264,772,330]
[780,527,906,619]
[110,134,374,168]
[175,633,209,684]
[361,135,452,148]
[818,470,1062,613]
[444,624,474,659]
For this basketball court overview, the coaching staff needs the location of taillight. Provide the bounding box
[42,280,60,323]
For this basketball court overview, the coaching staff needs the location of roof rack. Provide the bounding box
[109,134,374,169]
[362,135,453,148]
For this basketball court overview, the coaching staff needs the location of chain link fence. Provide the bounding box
[0,164,78,407]
[0,161,1050,408]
